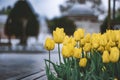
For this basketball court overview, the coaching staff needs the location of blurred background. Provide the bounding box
[0,0,120,51]
[0,0,120,79]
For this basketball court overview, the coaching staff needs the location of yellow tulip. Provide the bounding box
[107,39,116,47]
[73,47,82,58]
[118,41,120,49]
[62,44,74,58]
[100,34,107,46]
[44,37,55,51]
[98,46,104,52]
[115,30,120,42]
[110,47,119,63]
[79,58,87,67]
[91,33,100,49]
[83,43,91,52]
[80,38,85,46]
[74,28,84,41]
[53,27,65,43]
[92,43,99,49]
[63,36,69,45]
[105,44,111,51]
[63,36,76,46]
[106,30,116,42]
[69,37,76,46]
[102,50,110,63]
[114,78,118,80]
[84,33,91,43]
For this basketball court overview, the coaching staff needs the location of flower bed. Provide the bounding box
[44,27,120,80]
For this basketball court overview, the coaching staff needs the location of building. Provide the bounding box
[60,0,102,33]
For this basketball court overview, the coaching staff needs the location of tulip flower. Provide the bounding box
[84,33,91,43]
[91,33,101,49]
[102,50,110,63]
[73,47,82,58]
[98,46,104,52]
[53,27,65,43]
[63,36,76,46]
[80,38,85,46]
[110,47,119,63]
[115,30,120,42]
[118,41,120,49]
[44,37,55,68]
[79,58,87,67]
[62,44,74,58]
[100,34,107,46]
[114,78,118,80]
[106,30,116,42]
[74,28,84,41]
[83,43,91,52]
[45,37,55,51]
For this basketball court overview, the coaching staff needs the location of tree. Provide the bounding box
[100,16,108,33]
[100,10,120,33]
[47,17,76,35]
[4,0,39,45]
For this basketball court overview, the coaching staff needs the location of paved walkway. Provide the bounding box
[0,52,59,80]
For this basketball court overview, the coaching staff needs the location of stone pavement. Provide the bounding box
[0,52,58,80]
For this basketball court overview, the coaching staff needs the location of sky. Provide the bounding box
[0,0,65,19]
[0,0,120,20]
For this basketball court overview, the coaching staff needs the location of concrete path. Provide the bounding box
[0,52,59,80]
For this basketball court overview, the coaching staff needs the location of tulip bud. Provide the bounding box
[53,27,65,43]
[102,50,110,63]
[79,58,87,67]
[44,37,55,51]
[110,47,119,63]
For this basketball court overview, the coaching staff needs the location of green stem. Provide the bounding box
[58,43,61,64]
[67,58,70,80]
[49,50,50,69]
[75,58,78,80]
[77,41,79,48]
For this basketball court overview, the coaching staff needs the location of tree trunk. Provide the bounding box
[113,0,116,20]
[8,36,11,50]
[108,0,111,29]
[20,36,27,45]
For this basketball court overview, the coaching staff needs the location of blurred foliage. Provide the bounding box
[4,0,39,45]
[100,16,108,33]
[0,6,12,15]
[100,10,120,33]
[115,12,120,21]
[47,17,76,35]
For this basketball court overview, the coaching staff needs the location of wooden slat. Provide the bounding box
[20,71,46,80]
[7,70,45,80]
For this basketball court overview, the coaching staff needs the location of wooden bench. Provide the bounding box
[7,70,47,80]
[0,43,11,46]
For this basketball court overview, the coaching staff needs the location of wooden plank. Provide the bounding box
[35,76,47,80]
[20,71,46,80]
[7,70,44,80]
